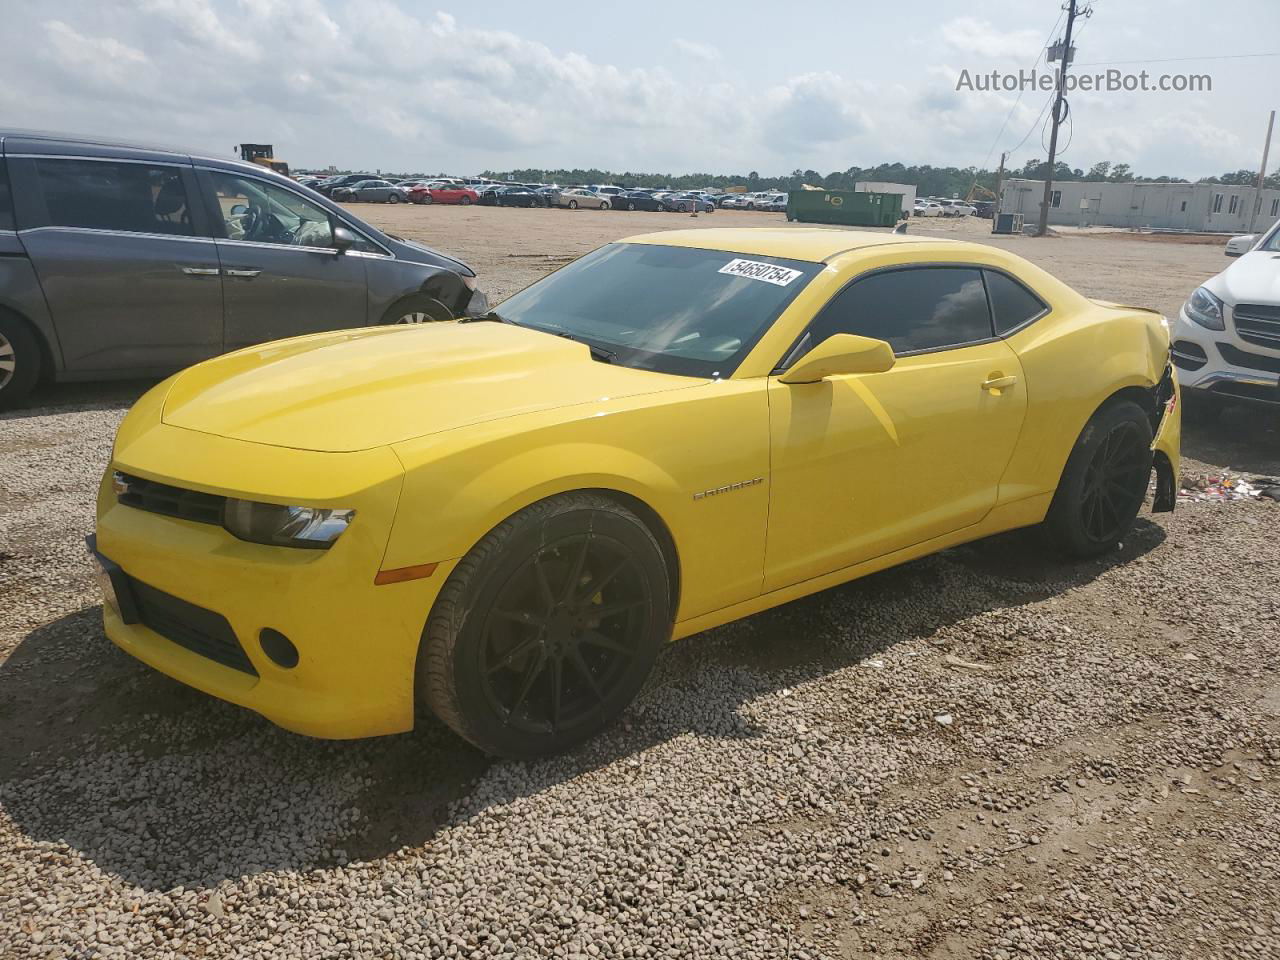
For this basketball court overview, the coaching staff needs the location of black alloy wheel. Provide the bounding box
[1044,399,1154,558]
[420,493,670,757]
[1078,420,1150,545]
[476,533,649,735]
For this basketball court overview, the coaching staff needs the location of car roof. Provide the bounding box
[620,227,949,263]
[0,127,305,183]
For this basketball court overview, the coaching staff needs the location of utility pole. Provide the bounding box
[994,151,1007,212]
[1248,109,1275,234]
[1036,0,1083,237]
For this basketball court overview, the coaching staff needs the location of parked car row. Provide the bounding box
[295,174,799,215]
[913,197,978,218]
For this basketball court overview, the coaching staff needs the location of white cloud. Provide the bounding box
[673,38,720,63]
[941,17,1044,60]
[0,1,1267,180]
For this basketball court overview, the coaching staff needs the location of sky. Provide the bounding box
[1,0,1277,180]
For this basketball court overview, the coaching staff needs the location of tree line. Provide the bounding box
[478,161,1280,196]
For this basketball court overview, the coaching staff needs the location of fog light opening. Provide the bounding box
[260,629,299,669]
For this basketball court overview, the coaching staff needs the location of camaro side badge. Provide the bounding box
[693,477,763,501]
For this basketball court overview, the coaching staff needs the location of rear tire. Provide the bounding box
[0,313,41,411]
[388,192,403,203]
[600,201,611,211]
[568,200,578,209]
[1043,400,1154,559]
[419,493,670,757]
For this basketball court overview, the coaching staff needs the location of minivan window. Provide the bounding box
[34,158,193,236]
[0,158,13,230]
[803,267,992,356]
[207,171,345,249]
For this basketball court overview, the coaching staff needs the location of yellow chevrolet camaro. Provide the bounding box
[91,228,1180,756]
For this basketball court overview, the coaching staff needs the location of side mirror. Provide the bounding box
[332,226,357,252]
[778,334,896,384]
[1225,234,1257,257]
[229,203,248,216]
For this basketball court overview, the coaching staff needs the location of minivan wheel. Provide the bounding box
[419,492,670,757]
[0,314,41,411]
[1043,399,1154,559]
[382,295,454,325]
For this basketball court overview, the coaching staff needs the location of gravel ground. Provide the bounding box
[2,210,1279,959]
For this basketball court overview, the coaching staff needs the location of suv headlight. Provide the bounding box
[1183,286,1226,331]
[222,499,355,549]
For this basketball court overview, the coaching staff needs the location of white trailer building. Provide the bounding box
[999,178,1280,233]
[855,181,916,216]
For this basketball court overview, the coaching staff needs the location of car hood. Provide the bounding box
[1213,250,1280,304]
[161,323,697,452]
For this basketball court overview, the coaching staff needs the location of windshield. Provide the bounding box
[492,242,821,378]
[1261,223,1280,252]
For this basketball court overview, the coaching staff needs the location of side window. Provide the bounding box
[34,158,193,236]
[0,158,13,230]
[984,270,1048,335]
[206,171,334,249]
[803,267,992,357]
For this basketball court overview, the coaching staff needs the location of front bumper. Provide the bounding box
[93,423,451,739]
[1173,305,1280,407]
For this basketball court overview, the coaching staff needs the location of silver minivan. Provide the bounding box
[0,129,487,409]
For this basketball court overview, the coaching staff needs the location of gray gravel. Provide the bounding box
[3,260,1280,956]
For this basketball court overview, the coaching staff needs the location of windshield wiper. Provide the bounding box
[552,331,617,363]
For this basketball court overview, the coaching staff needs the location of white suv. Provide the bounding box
[1172,219,1280,411]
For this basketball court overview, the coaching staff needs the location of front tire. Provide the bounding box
[419,493,671,757]
[1043,399,1154,558]
[382,294,454,325]
[0,313,41,411]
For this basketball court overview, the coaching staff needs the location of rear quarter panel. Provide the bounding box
[998,302,1171,503]
[0,241,64,373]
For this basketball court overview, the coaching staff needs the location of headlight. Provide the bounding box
[222,499,355,550]
[1183,286,1226,331]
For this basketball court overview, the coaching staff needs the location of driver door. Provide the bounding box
[197,169,369,351]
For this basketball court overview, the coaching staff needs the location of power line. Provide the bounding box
[976,6,1067,172]
[1075,51,1279,66]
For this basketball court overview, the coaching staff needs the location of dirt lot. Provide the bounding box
[2,207,1279,959]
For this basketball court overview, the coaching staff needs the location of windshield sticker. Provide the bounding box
[718,258,804,286]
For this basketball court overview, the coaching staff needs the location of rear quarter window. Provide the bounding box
[984,270,1049,334]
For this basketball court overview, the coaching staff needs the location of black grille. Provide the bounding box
[126,575,258,675]
[115,472,225,525]
[1171,339,1207,371]
[1218,342,1280,375]
[1233,303,1280,351]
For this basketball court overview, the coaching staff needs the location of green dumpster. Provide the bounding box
[786,189,902,227]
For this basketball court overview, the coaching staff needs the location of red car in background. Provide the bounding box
[408,182,479,205]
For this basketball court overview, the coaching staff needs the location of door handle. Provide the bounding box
[982,374,1018,392]
[223,268,262,278]
[180,266,220,276]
